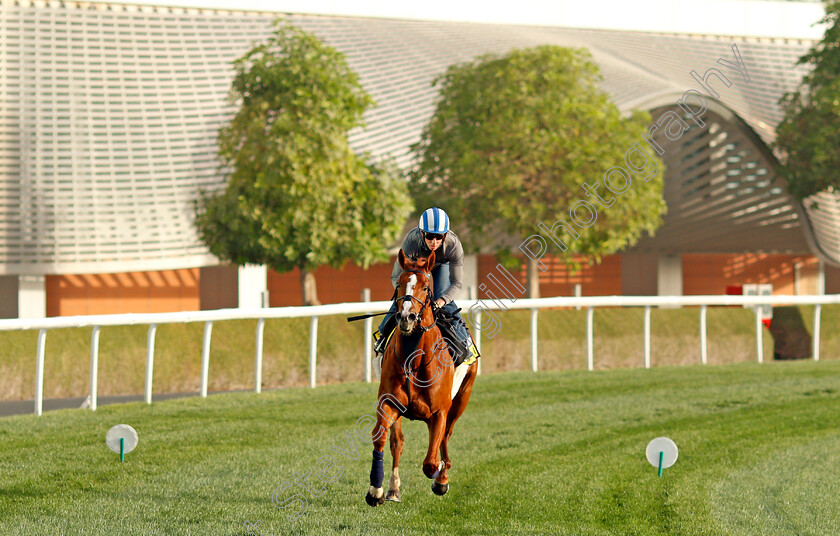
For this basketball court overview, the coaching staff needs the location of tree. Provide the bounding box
[409,46,665,297]
[195,23,412,305]
[775,1,840,200]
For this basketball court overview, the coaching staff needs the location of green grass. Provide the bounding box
[1,361,839,535]
[2,305,838,400]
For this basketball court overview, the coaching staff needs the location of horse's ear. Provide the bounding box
[426,250,435,272]
[398,249,406,269]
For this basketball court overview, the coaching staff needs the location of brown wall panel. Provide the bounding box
[621,252,658,295]
[683,254,817,295]
[1,276,49,318]
[475,254,621,300]
[268,259,398,307]
[199,265,238,310]
[827,264,840,294]
[46,269,200,316]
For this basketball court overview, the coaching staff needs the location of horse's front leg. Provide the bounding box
[422,410,447,481]
[385,417,404,502]
[365,403,400,507]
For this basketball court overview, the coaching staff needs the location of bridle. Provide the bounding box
[394,268,437,333]
[391,267,442,416]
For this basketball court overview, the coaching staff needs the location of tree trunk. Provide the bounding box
[300,267,321,306]
[526,258,540,299]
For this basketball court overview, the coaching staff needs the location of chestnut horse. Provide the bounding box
[365,249,478,506]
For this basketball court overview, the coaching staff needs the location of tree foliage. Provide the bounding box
[409,46,665,293]
[195,23,412,304]
[775,1,840,199]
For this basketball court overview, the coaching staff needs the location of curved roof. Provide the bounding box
[1,0,835,274]
[628,103,808,255]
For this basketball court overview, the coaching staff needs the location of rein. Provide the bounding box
[346,266,444,420]
[394,268,440,419]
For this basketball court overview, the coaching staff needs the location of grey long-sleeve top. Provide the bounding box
[390,228,464,305]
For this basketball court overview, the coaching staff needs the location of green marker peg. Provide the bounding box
[106,424,139,463]
[646,437,678,477]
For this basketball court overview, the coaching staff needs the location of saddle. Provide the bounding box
[434,307,480,368]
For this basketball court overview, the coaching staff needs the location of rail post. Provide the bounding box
[363,289,372,383]
[813,304,822,361]
[700,305,708,365]
[644,306,651,369]
[255,318,265,393]
[530,308,539,372]
[90,326,100,411]
[200,321,213,397]
[586,307,594,371]
[35,329,47,416]
[145,324,157,404]
[309,316,318,388]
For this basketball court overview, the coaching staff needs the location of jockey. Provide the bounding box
[374,207,478,367]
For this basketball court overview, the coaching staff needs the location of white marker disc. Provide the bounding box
[646,437,678,469]
[106,424,139,454]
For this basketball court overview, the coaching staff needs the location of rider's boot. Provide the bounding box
[373,329,388,358]
[372,328,391,377]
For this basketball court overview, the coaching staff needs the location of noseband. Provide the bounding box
[393,268,441,419]
[395,269,437,333]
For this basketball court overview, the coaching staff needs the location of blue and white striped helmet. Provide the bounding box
[419,207,450,234]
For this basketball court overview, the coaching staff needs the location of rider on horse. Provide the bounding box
[373,207,479,368]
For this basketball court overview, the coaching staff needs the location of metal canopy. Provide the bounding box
[2,2,837,274]
[628,105,809,254]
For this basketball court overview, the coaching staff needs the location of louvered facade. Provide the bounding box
[631,104,806,254]
[1,0,838,316]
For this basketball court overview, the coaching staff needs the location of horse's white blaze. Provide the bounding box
[368,486,384,499]
[402,274,417,317]
[389,467,401,491]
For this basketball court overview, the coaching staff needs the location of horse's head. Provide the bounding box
[395,249,436,334]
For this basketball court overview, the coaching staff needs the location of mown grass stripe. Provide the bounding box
[0,361,838,534]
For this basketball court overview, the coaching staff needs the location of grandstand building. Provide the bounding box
[1,0,838,317]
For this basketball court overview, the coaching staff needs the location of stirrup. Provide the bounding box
[462,342,479,366]
[373,329,385,354]
[373,324,397,355]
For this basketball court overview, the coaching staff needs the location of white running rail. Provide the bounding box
[1,294,837,416]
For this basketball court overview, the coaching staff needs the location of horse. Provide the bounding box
[365,248,479,506]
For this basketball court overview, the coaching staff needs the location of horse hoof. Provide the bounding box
[385,489,401,502]
[431,482,449,496]
[365,491,386,507]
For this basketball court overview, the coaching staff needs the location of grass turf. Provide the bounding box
[1,361,838,535]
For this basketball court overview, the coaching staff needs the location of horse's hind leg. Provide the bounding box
[433,363,478,496]
[432,427,452,495]
[386,417,404,502]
